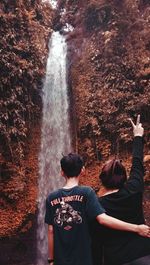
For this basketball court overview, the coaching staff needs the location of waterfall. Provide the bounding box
[37,31,72,265]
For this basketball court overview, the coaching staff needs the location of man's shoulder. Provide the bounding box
[78,185,94,195]
[46,186,94,201]
[79,185,93,191]
[47,189,61,201]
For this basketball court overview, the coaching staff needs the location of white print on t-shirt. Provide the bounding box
[54,201,82,229]
[51,195,83,206]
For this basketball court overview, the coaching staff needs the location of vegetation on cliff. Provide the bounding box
[57,0,150,186]
[0,0,53,236]
[0,0,53,164]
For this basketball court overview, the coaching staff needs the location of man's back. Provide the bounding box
[45,185,105,265]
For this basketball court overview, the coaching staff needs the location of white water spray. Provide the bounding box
[37,31,72,265]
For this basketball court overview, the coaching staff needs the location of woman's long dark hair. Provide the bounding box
[99,158,127,189]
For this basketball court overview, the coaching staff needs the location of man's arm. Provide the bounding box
[48,225,54,264]
[45,198,54,264]
[96,213,150,237]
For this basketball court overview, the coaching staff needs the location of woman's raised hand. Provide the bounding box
[129,115,144,137]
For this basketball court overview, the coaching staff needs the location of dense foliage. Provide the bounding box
[0,0,53,237]
[0,0,53,164]
[59,1,150,157]
[55,0,150,184]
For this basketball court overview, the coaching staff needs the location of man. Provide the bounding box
[45,152,150,265]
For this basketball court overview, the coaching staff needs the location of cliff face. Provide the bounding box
[57,0,150,187]
[0,0,53,237]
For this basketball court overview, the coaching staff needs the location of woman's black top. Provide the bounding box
[91,136,150,265]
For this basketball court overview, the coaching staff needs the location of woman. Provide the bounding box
[91,115,150,265]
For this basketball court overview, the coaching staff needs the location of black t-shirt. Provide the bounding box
[91,137,150,265]
[45,185,105,265]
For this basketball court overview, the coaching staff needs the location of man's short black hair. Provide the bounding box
[60,153,83,178]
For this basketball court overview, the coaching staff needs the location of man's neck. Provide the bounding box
[63,177,79,189]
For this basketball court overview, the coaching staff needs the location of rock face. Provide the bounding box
[57,0,150,187]
[0,0,53,237]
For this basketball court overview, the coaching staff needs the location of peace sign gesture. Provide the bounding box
[129,115,144,137]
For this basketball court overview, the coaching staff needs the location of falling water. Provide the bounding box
[37,31,72,265]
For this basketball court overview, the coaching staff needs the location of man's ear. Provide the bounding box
[81,166,85,174]
[61,170,65,177]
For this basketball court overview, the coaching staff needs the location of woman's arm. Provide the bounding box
[96,213,150,237]
[125,115,144,193]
